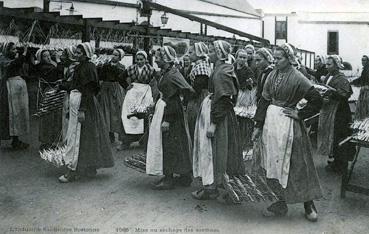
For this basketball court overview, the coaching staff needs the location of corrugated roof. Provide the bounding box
[200,0,260,17]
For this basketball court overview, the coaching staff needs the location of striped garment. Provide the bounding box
[126,63,155,84]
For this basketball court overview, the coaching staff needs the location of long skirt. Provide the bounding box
[317,100,339,156]
[354,86,369,120]
[39,86,63,145]
[260,106,322,204]
[212,109,244,186]
[77,95,114,171]
[162,97,192,176]
[6,76,30,137]
[187,89,208,140]
[98,81,125,134]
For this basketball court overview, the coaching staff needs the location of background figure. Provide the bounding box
[307,55,328,83]
[150,46,194,190]
[32,49,64,150]
[179,54,192,84]
[0,42,30,149]
[58,42,114,183]
[351,55,369,120]
[186,42,211,141]
[318,55,355,174]
[192,40,243,200]
[97,49,127,145]
[234,49,256,153]
[245,44,258,77]
[119,50,155,150]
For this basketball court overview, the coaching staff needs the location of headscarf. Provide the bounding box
[328,55,344,69]
[136,50,148,60]
[213,40,233,63]
[245,44,255,54]
[64,46,76,61]
[35,48,47,64]
[316,55,326,65]
[235,49,247,59]
[279,43,298,65]
[159,45,177,63]
[256,47,274,64]
[1,42,15,58]
[194,42,209,59]
[115,49,125,60]
[78,42,94,59]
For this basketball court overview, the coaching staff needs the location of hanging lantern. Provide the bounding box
[68,3,75,15]
[161,12,168,26]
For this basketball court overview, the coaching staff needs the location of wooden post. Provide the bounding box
[144,15,151,64]
[82,19,91,42]
[43,0,50,12]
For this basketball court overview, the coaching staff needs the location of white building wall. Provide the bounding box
[263,12,369,71]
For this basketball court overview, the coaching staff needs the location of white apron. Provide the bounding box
[146,98,166,176]
[7,76,30,136]
[261,105,294,188]
[121,83,153,134]
[192,95,214,186]
[63,90,82,171]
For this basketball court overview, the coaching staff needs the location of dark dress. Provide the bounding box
[317,71,355,167]
[256,66,273,102]
[97,62,127,135]
[352,64,369,120]
[34,62,64,145]
[62,61,114,171]
[0,55,26,140]
[209,63,244,186]
[307,66,328,83]
[180,65,193,85]
[186,61,211,141]
[234,64,256,151]
[247,59,258,79]
[254,66,323,203]
[159,67,193,176]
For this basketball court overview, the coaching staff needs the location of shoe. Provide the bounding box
[85,167,97,178]
[262,201,288,217]
[304,201,318,222]
[58,171,79,183]
[12,141,29,150]
[174,175,192,187]
[109,133,115,144]
[152,177,174,190]
[117,144,130,151]
[191,189,219,200]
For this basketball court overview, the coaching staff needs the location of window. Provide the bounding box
[275,21,287,39]
[327,31,339,55]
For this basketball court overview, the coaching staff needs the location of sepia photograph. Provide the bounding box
[0,0,369,233]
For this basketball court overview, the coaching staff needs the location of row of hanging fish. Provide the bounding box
[39,145,67,168]
[124,153,146,173]
[351,118,369,142]
[234,105,257,118]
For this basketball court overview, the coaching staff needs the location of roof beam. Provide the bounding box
[143,0,269,44]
